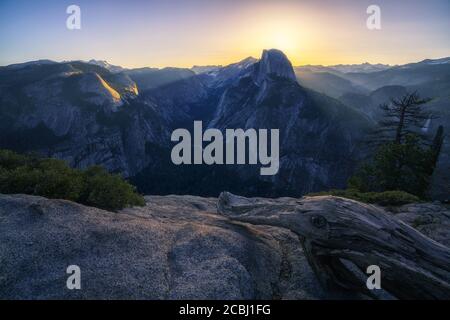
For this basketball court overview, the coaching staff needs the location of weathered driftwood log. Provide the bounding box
[217,192,450,300]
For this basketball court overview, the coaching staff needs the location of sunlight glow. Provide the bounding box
[261,23,301,58]
[1,0,448,68]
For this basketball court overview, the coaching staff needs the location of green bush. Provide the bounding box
[361,190,421,206]
[34,159,84,201]
[81,166,145,211]
[349,134,439,199]
[0,149,31,170]
[0,149,145,211]
[0,166,41,195]
[307,189,420,206]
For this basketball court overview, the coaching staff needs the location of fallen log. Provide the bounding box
[217,192,450,299]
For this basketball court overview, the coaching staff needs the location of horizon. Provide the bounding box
[2,51,450,70]
[1,0,449,68]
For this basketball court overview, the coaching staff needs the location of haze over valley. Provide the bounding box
[1,50,448,199]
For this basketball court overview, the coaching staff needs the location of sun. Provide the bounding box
[270,32,297,53]
[248,17,302,62]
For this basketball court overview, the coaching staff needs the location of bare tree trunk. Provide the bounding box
[395,104,407,144]
[217,192,450,300]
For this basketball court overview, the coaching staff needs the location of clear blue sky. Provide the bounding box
[1,0,449,67]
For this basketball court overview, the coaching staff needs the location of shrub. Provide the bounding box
[0,149,30,170]
[0,149,145,211]
[81,166,145,211]
[0,166,42,194]
[307,189,420,206]
[361,190,421,206]
[349,136,434,199]
[34,159,84,201]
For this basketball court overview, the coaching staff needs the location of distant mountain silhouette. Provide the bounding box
[0,52,448,198]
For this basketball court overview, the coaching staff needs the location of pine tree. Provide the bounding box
[350,91,445,199]
[372,91,432,146]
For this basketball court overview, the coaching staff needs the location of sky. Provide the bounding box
[0,0,449,68]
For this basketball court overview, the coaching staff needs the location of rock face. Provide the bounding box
[0,51,373,197]
[253,49,297,85]
[0,61,170,176]
[5,51,449,198]
[1,193,449,299]
[207,50,372,195]
[77,72,122,110]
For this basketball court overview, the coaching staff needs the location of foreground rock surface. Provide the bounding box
[0,193,449,299]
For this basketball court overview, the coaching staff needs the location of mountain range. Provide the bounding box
[0,50,448,198]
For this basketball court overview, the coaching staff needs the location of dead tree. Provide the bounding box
[217,191,450,300]
[372,91,433,146]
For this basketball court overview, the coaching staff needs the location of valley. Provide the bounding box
[0,50,448,199]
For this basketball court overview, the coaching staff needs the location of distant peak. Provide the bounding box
[227,56,258,69]
[253,49,296,84]
[4,59,57,70]
[87,59,124,73]
[240,56,258,64]
[88,59,110,66]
